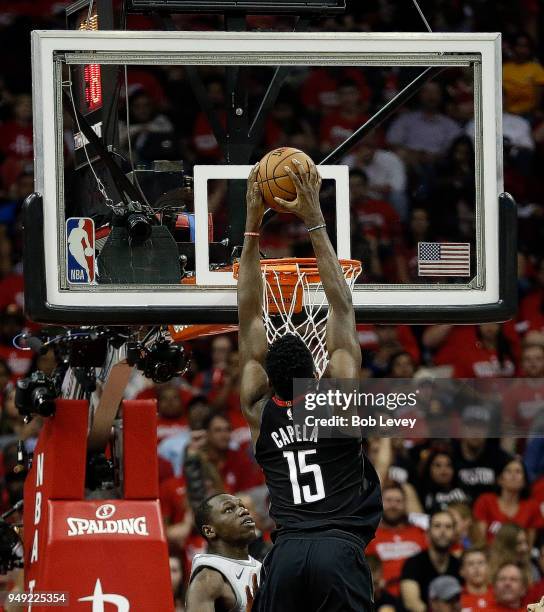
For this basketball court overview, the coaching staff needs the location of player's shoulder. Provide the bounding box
[190,566,227,596]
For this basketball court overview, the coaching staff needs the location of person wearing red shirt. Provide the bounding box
[204,414,264,494]
[319,80,369,153]
[192,78,227,162]
[356,324,420,365]
[459,548,494,611]
[503,344,544,439]
[300,67,370,115]
[0,94,32,159]
[193,335,234,400]
[155,384,190,444]
[350,169,404,283]
[473,458,544,543]
[433,323,519,378]
[519,286,544,335]
[366,483,427,597]
[491,563,528,612]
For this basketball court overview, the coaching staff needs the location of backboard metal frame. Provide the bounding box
[27,30,516,324]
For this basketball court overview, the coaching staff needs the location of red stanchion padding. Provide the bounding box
[122,400,159,499]
[30,500,173,611]
[23,400,89,592]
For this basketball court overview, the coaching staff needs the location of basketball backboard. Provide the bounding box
[26,30,516,324]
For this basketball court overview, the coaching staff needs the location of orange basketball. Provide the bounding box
[257,147,315,212]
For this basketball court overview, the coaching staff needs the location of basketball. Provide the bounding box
[257,147,315,212]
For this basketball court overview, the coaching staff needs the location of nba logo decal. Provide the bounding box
[66,217,96,284]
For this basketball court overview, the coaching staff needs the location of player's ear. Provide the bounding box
[203,524,216,540]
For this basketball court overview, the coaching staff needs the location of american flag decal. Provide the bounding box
[417,242,471,277]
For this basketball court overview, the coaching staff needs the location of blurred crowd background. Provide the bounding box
[1,1,544,610]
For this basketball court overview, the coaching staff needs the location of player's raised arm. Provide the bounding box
[275,160,361,379]
[237,164,270,439]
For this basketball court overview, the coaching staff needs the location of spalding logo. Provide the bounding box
[66,504,149,537]
[96,504,116,519]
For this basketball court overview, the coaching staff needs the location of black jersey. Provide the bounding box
[255,396,382,542]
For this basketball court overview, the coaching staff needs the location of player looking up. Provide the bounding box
[186,493,261,612]
[236,160,382,611]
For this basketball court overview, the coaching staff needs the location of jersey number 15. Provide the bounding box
[283,450,326,504]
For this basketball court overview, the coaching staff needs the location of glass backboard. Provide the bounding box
[26,30,515,324]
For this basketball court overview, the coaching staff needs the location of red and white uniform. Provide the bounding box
[366,523,427,596]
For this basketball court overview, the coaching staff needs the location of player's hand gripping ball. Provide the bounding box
[257,147,315,212]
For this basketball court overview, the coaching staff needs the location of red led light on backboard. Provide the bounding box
[84,64,102,111]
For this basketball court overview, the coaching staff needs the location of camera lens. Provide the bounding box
[127,213,152,244]
[151,362,174,384]
[31,387,56,417]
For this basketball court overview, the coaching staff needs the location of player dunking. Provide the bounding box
[237,160,383,611]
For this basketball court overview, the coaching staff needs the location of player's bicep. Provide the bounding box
[240,360,269,426]
[327,347,360,379]
[239,315,268,372]
[326,306,361,377]
[186,569,224,612]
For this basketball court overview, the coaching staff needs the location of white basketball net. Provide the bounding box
[261,259,361,378]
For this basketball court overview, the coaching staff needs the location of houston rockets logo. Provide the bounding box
[66,217,95,284]
[79,579,130,611]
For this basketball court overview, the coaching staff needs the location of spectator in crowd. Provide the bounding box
[367,483,427,597]
[459,548,493,610]
[502,344,544,449]
[386,82,461,169]
[191,77,226,162]
[120,91,177,164]
[489,524,537,587]
[433,323,518,378]
[400,510,461,611]
[193,335,234,399]
[344,131,409,221]
[158,396,211,478]
[448,502,485,552]
[263,89,315,151]
[202,414,264,495]
[525,535,544,605]
[473,458,543,542]
[0,94,33,191]
[427,575,462,612]
[156,383,189,444]
[300,67,369,116]
[387,351,416,378]
[518,257,544,335]
[367,438,423,511]
[0,310,32,381]
[169,554,185,611]
[492,562,528,612]
[399,207,432,283]
[417,449,469,513]
[349,169,404,283]
[502,33,544,117]
[451,415,513,501]
[466,100,535,176]
[319,79,369,153]
[367,554,400,612]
